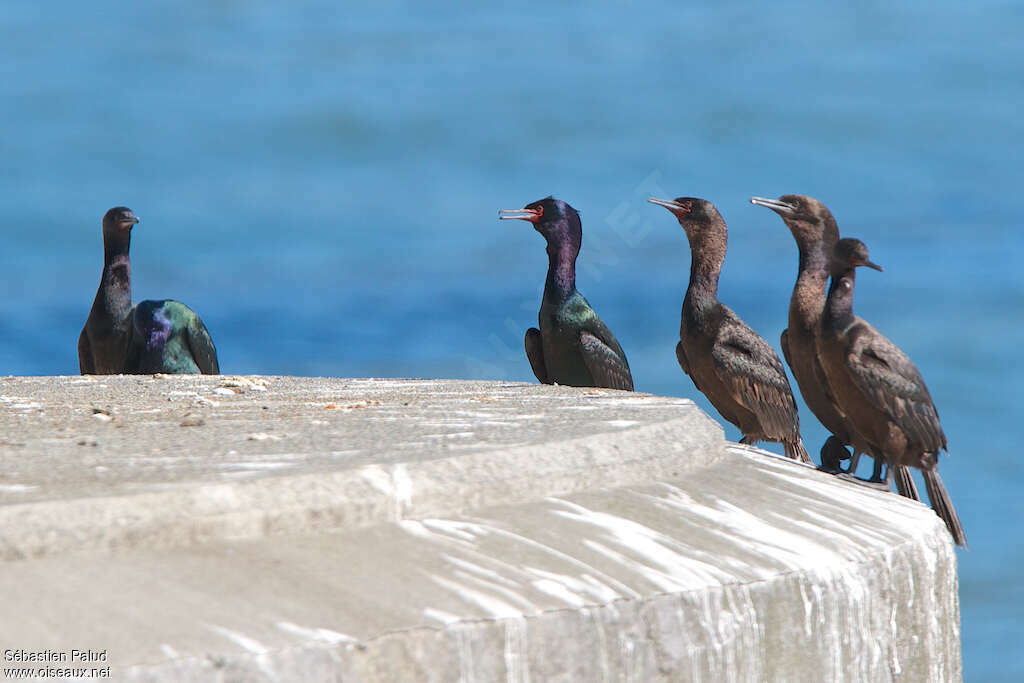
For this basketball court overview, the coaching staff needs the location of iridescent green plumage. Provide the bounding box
[501,197,633,391]
[126,300,219,374]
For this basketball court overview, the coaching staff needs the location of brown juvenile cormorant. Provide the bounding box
[78,207,219,375]
[649,196,809,463]
[751,195,919,501]
[818,238,966,547]
[498,197,633,391]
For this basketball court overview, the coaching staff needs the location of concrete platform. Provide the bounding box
[0,377,961,681]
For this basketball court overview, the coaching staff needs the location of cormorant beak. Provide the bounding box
[119,215,140,230]
[498,207,542,223]
[750,197,795,215]
[647,197,686,215]
[847,256,883,272]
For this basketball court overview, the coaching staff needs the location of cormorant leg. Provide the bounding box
[883,461,896,489]
[867,457,885,483]
[843,450,862,474]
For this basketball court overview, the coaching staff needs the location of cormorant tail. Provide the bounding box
[894,465,921,502]
[923,469,967,548]
[784,440,812,464]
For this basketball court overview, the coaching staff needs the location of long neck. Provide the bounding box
[684,229,725,311]
[543,238,578,303]
[823,267,856,333]
[93,231,133,324]
[790,237,832,328]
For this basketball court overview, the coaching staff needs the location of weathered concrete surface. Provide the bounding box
[0,376,717,560]
[0,377,961,682]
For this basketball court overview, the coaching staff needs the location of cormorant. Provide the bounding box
[649,196,809,463]
[751,195,919,500]
[78,207,219,375]
[818,238,966,547]
[499,197,633,391]
[125,300,219,374]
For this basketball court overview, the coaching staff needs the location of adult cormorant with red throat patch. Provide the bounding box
[499,197,633,391]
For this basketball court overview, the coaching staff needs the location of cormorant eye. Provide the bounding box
[534,205,544,217]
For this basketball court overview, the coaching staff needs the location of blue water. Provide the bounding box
[2,2,1021,678]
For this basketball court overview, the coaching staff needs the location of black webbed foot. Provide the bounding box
[818,436,851,474]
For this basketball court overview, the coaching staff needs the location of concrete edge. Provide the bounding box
[114,508,959,682]
[0,408,724,560]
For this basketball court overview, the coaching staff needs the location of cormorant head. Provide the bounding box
[831,237,882,275]
[100,206,140,254]
[499,196,582,249]
[103,207,139,233]
[647,196,723,240]
[750,195,839,249]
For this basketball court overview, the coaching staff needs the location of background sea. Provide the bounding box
[1,2,1020,678]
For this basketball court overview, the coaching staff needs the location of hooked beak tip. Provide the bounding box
[750,197,795,215]
[498,207,541,223]
[647,197,678,210]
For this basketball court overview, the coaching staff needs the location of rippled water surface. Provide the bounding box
[2,2,1021,679]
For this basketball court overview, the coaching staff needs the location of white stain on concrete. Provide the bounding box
[443,555,519,589]
[0,484,38,493]
[527,577,587,607]
[523,566,621,605]
[419,519,489,542]
[206,625,275,679]
[361,464,415,517]
[327,449,361,458]
[247,432,282,441]
[590,397,693,408]
[219,462,292,471]
[207,624,267,653]
[551,498,735,589]
[479,525,643,600]
[503,616,530,683]
[360,465,393,497]
[423,607,462,625]
[430,574,530,620]
[277,621,354,644]
[393,463,413,511]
